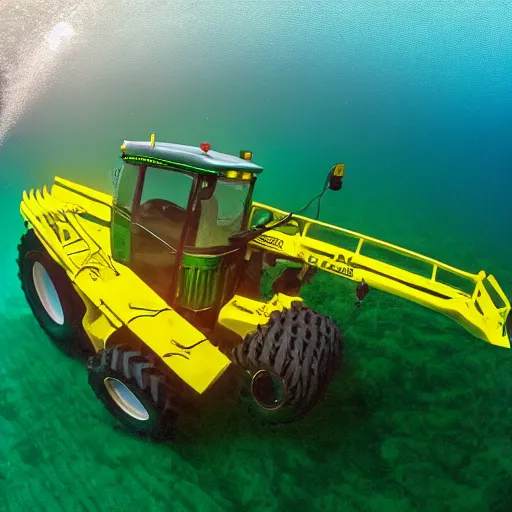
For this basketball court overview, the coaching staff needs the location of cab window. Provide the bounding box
[194,179,251,247]
[140,167,193,210]
[135,167,194,247]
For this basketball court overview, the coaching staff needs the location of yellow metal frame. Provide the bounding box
[19,177,234,394]
[248,202,511,348]
[18,178,309,395]
[18,175,510,401]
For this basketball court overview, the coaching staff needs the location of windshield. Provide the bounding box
[194,178,252,248]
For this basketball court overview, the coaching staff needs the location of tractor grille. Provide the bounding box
[177,251,243,311]
[178,262,221,310]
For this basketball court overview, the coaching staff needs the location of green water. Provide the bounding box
[0,1,511,511]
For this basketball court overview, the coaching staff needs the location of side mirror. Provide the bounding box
[198,177,216,200]
[328,163,345,191]
[250,209,274,228]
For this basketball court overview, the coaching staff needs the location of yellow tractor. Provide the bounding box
[17,135,512,440]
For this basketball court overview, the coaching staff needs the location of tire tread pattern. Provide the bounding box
[233,301,343,422]
[16,228,91,357]
[88,344,183,439]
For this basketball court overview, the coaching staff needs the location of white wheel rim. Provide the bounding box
[104,378,150,421]
[32,261,65,325]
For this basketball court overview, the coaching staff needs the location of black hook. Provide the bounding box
[355,278,370,308]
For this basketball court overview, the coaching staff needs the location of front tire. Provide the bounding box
[17,228,92,358]
[232,302,343,424]
[88,345,182,440]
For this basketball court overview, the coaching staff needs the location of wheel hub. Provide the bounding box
[32,261,65,325]
[251,370,286,410]
[104,377,150,421]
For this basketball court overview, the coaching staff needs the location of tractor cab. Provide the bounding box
[110,137,263,324]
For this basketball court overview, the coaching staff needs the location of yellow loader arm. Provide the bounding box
[19,177,231,394]
[249,202,511,348]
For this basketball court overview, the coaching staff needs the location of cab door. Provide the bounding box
[129,166,196,297]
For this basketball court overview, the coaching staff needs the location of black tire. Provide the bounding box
[505,310,512,342]
[17,228,92,358]
[232,302,343,424]
[88,345,182,440]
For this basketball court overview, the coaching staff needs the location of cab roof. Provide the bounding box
[121,140,264,175]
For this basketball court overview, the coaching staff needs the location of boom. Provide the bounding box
[249,202,511,348]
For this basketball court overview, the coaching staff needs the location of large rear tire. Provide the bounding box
[88,345,182,440]
[232,302,343,423]
[17,228,93,358]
